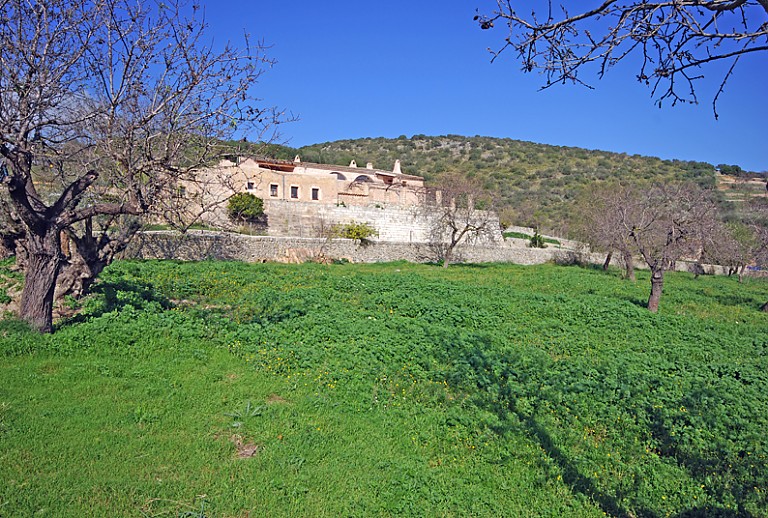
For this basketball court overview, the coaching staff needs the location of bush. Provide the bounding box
[227,193,264,223]
[330,221,378,243]
[529,231,546,248]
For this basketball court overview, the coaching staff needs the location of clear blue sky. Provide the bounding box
[205,1,768,172]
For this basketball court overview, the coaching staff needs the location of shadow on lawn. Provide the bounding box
[436,331,759,518]
[57,278,171,328]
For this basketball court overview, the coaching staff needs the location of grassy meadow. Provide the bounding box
[1,259,767,517]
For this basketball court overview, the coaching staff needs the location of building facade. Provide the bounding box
[183,155,500,244]
[226,156,426,208]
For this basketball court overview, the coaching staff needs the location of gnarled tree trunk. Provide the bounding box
[622,250,635,281]
[19,230,63,333]
[647,268,664,313]
[602,251,612,270]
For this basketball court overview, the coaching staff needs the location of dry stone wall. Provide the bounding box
[126,230,727,275]
[263,200,503,243]
[127,231,599,266]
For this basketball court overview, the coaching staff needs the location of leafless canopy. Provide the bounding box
[477,1,768,116]
[0,0,284,331]
[427,174,499,267]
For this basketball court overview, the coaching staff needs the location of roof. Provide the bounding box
[249,157,424,182]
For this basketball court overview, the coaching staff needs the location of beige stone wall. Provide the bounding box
[126,231,729,276]
[263,200,503,243]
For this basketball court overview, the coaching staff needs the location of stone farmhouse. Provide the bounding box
[186,155,446,242]
[182,155,502,244]
[229,155,426,207]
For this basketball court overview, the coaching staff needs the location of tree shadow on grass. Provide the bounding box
[434,331,648,517]
[56,278,171,329]
[436,331,760,518]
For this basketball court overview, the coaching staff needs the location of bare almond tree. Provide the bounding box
[427,174,500,268]
[476,1,768,116]
[0,0,283,332]
[625,183,720,312]
[573,182,642,280]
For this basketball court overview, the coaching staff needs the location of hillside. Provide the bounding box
[287,135,719,234]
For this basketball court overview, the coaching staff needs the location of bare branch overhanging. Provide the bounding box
[477,0,768,115]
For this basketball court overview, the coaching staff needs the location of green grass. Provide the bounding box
[1,260,767,516]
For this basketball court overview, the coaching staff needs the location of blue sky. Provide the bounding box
[205,1,768,172]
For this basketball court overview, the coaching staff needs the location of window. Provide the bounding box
[311,187,320,201]
[290,185,299,199]
[270,184,278,197]
[246,181,254,190]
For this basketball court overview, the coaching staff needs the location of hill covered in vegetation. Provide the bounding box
[261,135,718,234]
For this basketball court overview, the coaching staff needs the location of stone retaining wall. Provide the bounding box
[125,230,727,275]
[262,200,504,243]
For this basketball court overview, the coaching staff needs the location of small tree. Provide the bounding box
[330,221,378,244]
[573,182,643,281]
[227,193,265,224]
[427,173,499,268]
[627,183,720,312]
[528,231,546,249]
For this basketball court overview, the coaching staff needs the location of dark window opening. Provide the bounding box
[311,188,320,200]
[290,186,299,199]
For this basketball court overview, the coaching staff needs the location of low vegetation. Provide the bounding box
[329,221,379,243]
[227,193,265,224]
[1,259,767,516]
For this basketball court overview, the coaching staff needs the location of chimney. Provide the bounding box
[366,162,373,169]
[294,155,301,163]
[393,159,402,175]
[349,160,357,168]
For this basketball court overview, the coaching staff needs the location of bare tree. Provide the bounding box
[625,183,720,312]
[0,0,283,332]
[427,174,500,268]
[699,220,754,280]
[573,182,642,280]
[476,1,768,116]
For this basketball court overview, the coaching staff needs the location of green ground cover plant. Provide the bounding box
[1,260,767,516]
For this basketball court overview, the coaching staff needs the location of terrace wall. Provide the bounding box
[125,230,728,275]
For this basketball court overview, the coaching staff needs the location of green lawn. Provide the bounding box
[1,260,767,517]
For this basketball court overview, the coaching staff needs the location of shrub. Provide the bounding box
[330,221,378,243]
[227,193,264,223]
[529,231,546,248]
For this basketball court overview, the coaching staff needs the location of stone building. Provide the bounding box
[223,155,425,207]
[182,155,501,244]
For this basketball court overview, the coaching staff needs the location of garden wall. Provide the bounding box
[125,230,727,275]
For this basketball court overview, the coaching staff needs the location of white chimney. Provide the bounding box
[393,159,402,175]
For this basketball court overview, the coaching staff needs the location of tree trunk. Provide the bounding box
[622,250,636,281]
[761,301,768,312]
[442,244,454,268]
[19,232,63,333]
[57,254,108,301]
[602,251,612,270]
[647,268,664,313]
